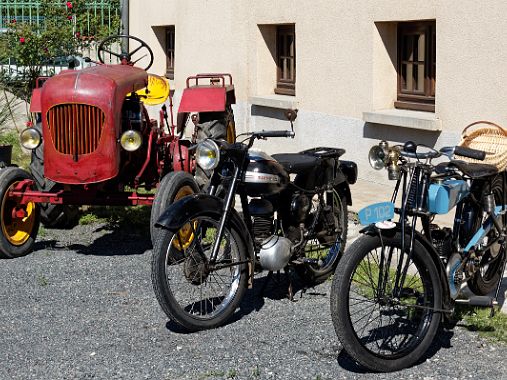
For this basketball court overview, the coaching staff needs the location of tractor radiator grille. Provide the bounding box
[47,104,105,156]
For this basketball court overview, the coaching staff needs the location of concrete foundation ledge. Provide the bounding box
[363,109,442,131]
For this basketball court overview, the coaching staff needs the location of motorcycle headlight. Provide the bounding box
[196,139,220,170]
[120,130,142,151]
[20,128,41,150]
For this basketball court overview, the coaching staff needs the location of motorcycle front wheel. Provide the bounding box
[330,232,442,372]
[151,214,249,331]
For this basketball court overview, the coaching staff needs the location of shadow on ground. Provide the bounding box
[35,225,152,256]
[336,327,454,373]
[165,271,328,333]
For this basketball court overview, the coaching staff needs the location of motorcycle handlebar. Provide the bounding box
[254,130,295,138]
[454,146,486,161]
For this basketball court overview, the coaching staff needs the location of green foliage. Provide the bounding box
[0,1,121,103]
[79,205,150,234]
[0,129,30,169]
[455,305,507,344]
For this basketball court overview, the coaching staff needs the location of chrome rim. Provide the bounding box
[164,216,242,320]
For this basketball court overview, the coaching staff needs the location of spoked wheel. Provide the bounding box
[151,214,248,331]
[297,189,348,285]
[0,167,40,258]
[330,232,442,372]
[150,171,199,247]
[468,174,507,295]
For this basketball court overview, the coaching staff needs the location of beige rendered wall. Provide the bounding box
[129,0,507,184]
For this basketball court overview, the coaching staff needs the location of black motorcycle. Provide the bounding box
[151,110,357,331]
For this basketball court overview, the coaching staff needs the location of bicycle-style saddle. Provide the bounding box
[436,161,498,178]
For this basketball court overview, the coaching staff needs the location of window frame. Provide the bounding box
[275,24,296,96]
[395,21,436,112]
[165,25,175,80]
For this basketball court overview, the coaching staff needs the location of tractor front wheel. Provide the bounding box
[0,167,40,259]
[30,122,79,229]
[150,171,200,247]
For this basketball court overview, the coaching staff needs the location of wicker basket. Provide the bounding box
[456,121,507,171]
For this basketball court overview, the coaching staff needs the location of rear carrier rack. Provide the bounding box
[301,147,346,159]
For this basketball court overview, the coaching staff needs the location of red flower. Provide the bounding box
[19,37,25,44]
[25,121,34,127]
[66,2,73,9]
[75,31,81,38]
[67,15,73,20]
[11,19,16,24]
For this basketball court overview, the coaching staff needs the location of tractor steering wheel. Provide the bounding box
[97,34,154,71]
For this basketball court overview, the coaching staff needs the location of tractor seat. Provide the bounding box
[272,153,320,174]
[436,161,498,179]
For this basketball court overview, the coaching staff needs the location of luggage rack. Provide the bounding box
[301,147,346,159]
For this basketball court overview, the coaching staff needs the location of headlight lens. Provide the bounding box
[20,128,41,150]
[196,139,220,170]
[120,130,142,151]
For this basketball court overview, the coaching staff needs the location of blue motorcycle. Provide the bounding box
[330,139,506,372]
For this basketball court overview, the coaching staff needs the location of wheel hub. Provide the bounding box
[184,254,210,285]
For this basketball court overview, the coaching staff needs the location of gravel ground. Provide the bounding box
[1,220,507,380]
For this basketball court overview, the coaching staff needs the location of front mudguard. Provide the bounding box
[360,223,453,313]
[155,193,254,261]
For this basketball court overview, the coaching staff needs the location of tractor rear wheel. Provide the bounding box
[0,167,40,258]
[150,171,200,247]
[29,123,79,229]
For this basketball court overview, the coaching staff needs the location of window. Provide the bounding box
[396,21,435,112]
[275,25,296,96]
[165,26,175,79]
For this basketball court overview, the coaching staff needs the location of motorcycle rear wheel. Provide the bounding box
[467,173,507,295]
[151,214,248,331]
[330,232,442,372]
[298,189,348,285]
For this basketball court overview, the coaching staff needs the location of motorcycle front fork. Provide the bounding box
[209,166,240,263]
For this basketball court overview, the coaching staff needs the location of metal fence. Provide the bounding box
[0,1,119,31]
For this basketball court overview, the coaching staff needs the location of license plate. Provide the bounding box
[358,202,395,225]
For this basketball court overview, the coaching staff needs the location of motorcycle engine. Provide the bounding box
[249,198,293,271]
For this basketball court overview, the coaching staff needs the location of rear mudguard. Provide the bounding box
[155,193,254,261]
[335,160,357,206]
[360,224,452,313]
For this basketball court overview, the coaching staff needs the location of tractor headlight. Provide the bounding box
[120,130,142,151]
[20,128,41,150]
[196,139,220,170]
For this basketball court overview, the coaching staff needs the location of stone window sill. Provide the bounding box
[249,94,299,109]
[363,109,442,131]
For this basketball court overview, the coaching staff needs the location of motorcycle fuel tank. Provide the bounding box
[244,149,289,197]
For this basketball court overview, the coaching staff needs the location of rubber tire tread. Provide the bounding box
[150,171,199,247]
[330,232,442,372]
[0,167,40,259]
[29,123,79,229]
[151,215,248,331]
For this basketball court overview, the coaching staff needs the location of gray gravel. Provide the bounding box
[1,221,507,380]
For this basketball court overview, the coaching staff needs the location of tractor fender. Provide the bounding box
[155,193,254,260]
[170,139,192,172]
[360,223,452,310]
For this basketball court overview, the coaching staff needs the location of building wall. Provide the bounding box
[129,0,507,185]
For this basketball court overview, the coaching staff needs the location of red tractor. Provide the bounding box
[0,35,236,258]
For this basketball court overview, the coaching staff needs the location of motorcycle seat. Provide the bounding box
[272,153,320,174]
[436,161,498,178]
